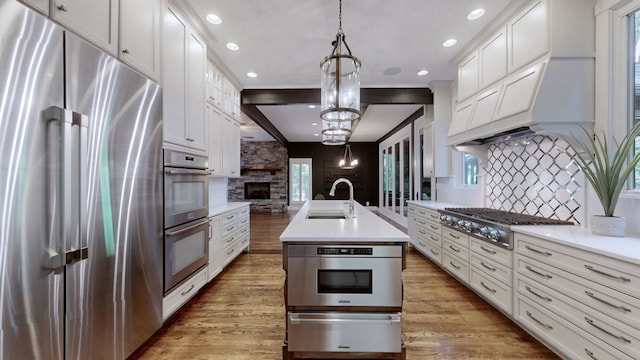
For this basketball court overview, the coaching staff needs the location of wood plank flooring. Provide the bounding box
[130,211,559,360]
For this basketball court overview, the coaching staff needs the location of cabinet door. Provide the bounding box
[457,51,478,101]
[207,216,222,281]
[480,27,507,88]
[494,61,545,120]
[508,0,549,71]
[52,0,118,54]
[222,116,241,177]
[207,105,224,175]
[186,29,207,151]
[422,122,434,177]
[162,6,187,147]
[120,0,160,80]
[20,0,49,15]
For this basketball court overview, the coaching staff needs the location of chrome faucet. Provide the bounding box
[329,178,355,216]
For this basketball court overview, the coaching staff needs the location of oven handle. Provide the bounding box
[164,168,210,176]
[289,313,401,325]
[166,219,210,236]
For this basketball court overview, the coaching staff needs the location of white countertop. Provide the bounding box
[407,200,464,210]
[280,200,410,243]
[512,225,640,266]
[208,202,250,217]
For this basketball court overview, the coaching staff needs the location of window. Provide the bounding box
[290,158,312,205]
[631,9,640,189]
[462,152,478,186]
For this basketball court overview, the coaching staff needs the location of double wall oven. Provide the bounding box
[286,244,404,354]
[163,149,210,294]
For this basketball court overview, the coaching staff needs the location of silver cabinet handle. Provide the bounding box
[180,284,195,296]
[429,249,438,256]
[480,245,496,255]
[430,236,440,242]
[584,317,631,343]
[418,241,427,247]
[165,168,209,175]
[418,230,426,236]
[526,311,553,330]
[480,261,496,272]
[449,262,461,270]
[417,220,426,226]
[166,219,210,236]
[122,49,130,54]
[525,245,552,256]
[584,265,631,283]
[430,225,439,230]
[57,4,68,11]
[525,286,552,302]
[480,281,497,293]
[584,290,631,312]
[584,348,598,360]
[525,265,552,279]
[448,245,460,253]
[449,232,460,239]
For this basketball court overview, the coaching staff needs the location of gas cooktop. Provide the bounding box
[438,207,573,249]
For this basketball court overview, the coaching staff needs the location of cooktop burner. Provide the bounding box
[443,207,574,226]
[437,207,574,249]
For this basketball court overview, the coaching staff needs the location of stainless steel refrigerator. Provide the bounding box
[0,2,163,359]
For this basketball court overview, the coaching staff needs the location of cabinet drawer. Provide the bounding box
[162,266,207,320]
[222,243,240,267]
[238,231,250,251]
[416,218,442,234]
[238,205,250,218]
[515,296,634,360]
[443,229,469,249]
[516,255,640,330]
[470,238,513,268]
[515,233,640,299]
[443,251,469,284]
[470,268,512,315]
[471,253,512,286]
[413,238,442,265]
[221,210,239,226]
[444,238,469,262]
[416,226,441,245]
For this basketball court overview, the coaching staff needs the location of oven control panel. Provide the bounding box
[317,247,373,256]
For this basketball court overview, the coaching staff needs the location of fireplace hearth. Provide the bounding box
[245,182,271,200]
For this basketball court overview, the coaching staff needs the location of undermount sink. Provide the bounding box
[306,210,348,219]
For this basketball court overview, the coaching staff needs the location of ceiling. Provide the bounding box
[179,0,528,143]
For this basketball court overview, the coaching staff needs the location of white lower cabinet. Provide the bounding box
[217,205,251,269]
[207,215,222,281]
[408,204,442,264]
[514,232,640,359]
[162,266,208,320]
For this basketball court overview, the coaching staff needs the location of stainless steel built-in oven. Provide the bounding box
[164,149,209,229]
[164,217,210,292]
[163,148,210,294]
[287,245,403,309]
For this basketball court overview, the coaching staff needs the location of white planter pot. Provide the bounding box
[591,215,626,237]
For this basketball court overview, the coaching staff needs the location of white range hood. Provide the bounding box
[448,56,594,147]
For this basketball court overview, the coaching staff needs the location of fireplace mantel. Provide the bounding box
[241,167,281,175]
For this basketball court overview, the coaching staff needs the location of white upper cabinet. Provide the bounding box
[222,116,241,177]
[479,27,507,89]
[223,78,240,119]
[207,104,224,176]
[508,0,549,72]
[120,0,160,81]
[457,52,479,102]
[162,5,207,152]
[52,0,118,55]
[21,0,49,15]
[206,61,224,109]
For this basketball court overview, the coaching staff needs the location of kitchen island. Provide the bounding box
[281,200,409,360]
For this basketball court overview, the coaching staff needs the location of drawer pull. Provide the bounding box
[430,249,438,256]
[430,236,440,242]
[226,215,235,220]
[480,281,497,293]
[584,348,598,360]
[585,290,631,313]
[480,261,496,272]
[480,245,496,255]
[418,230,426,236]
[418,220,426,226]
[525,245,552,256]
[430,225,439,230]
[418,241,427,247]
[448,245,460,253]
[180,284,195,296]
[584,317,631,343]
[525,265,552,279]
[449,261,461,270]
[226,248,234,255]
[525,286,552,302]
[584,265,631,283]
[429,214,439,219]
[526,311,553,330]
[418,210,426,215]
[226,226,235,232]
[449,233,461,239]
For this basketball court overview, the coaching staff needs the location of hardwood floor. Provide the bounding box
[130,211,559,360]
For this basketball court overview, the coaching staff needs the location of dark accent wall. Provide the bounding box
[288,142,379,206]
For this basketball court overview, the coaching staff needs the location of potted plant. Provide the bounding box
[566,121,640,236]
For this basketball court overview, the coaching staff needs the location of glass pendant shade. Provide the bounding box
[321,49,361,122]
[322,133,347,145]
[321,119,352,136]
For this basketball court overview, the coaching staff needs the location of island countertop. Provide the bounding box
[280,200,409,243]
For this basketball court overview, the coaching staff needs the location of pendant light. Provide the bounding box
[320,0,361,123]
[339,144,358,169]
[322,133,347,145]
[321,119,352,137]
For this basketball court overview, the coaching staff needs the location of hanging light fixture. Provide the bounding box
[339,144,358,169]
[322,133,347,146]
[321,119,352,137]
[320,0,361,123]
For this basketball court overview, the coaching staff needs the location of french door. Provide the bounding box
[379,125,412,226]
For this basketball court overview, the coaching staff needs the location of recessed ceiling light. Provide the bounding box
[247,72,257,78]
[311,122,318,126]
[467,8,486,21]
[206,14,222,25]
[226,42,239,51]
[442,38,457,47]
[417,70,429,76]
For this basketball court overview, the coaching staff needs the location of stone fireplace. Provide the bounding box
[245,182,271,200]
